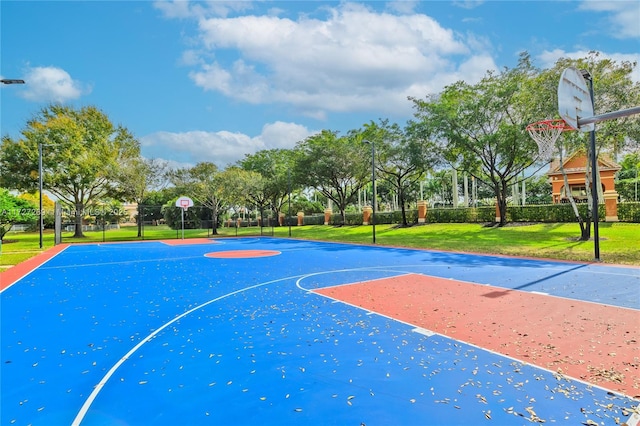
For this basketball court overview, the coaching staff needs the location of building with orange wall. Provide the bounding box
[547,152,621,221]
[547,153,620,204]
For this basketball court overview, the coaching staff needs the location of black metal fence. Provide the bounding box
[54,202,640,243]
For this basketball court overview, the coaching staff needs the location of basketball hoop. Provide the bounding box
[180,200,190,211]
[526,119,575,161]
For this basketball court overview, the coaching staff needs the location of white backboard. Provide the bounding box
[558,67,594,132]
[175,196,194,208]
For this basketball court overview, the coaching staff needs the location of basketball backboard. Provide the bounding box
[558,67,594,132]
[175,196,194,210]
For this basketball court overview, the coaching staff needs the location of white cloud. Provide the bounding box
[19,66,90,103]
[140,121,316,168]
[579,1,640,39]
[178,3,493,119]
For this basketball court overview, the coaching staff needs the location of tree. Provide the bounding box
[141,189,176,225]
[168,162,226,234]
[616,151,640,202]
[523,52,640,239]
[293,130,369,225]
[0,189,37,242]
[0,105,140,237]
[240,171,272,227]
[117,157,168,237]
[18,192,55,228]
[217,167,256,221]
[363,119,440,226]
[239,149,297,225]
[411,54,539,226]
[523,175,552,205]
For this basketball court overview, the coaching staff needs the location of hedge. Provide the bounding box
[304,202,640,225]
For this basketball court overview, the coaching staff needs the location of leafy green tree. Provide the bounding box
[522,52,640,239]
[293,130,369,225]
[363,119,441,226]
[425,170,454,207]
[217,167,255,220]
[239,149,297,225]
[0,189,37,242]
[117,157,168,237]
[0,105,140,237]
[141,189,175,225]
[162,197,200,230]
[411,54,539,226]
[18,192,55,228]
[241,170,272,226]
[168,162,226,234]
[521,175,552,205]
[616,151,640,201]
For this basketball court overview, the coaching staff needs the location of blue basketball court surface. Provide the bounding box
[1,237,638,425]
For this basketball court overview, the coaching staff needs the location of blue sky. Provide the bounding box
[1,1,639,169]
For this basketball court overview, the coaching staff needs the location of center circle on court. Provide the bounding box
[205,250,281,259]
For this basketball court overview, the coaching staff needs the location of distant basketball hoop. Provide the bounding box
[175,196,194,239]
[176,196,194,211]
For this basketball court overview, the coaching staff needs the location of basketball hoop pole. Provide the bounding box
[181,207,185,240]
[581,70,599,261]
[577,105,640,127]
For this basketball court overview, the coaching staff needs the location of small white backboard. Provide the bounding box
[175,196,194,210]
[557,67,594,132]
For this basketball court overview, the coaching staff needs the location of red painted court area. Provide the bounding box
[314,273,640,398]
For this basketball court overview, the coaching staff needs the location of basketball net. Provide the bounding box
[526,119,574,161]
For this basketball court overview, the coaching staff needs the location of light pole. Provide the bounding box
[37,142,55,248]
[580,69,600,261]
[363,140,376,244]
[39,143,44,248]
[635,164,638,202]
[288,168,292,237]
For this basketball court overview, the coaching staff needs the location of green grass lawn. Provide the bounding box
[1,222,639,271]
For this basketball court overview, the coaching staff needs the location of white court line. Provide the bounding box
[71,262,639,424]
[73,265,413,424]
[71,273,303,425]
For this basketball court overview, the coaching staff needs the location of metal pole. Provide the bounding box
[362,140,376,243]
[288,169,292,237]
[583,71,600,261]
[39,143,43,249]
[371,142,376,244]
[633,164,638,201]
[181,208,185,239]
[578,105,640,127]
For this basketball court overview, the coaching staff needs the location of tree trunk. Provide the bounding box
[137,205,143,238]
[398,186,408,227]
[496,182,508,227]
[211,205,218,235]
[74,202,85,238]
